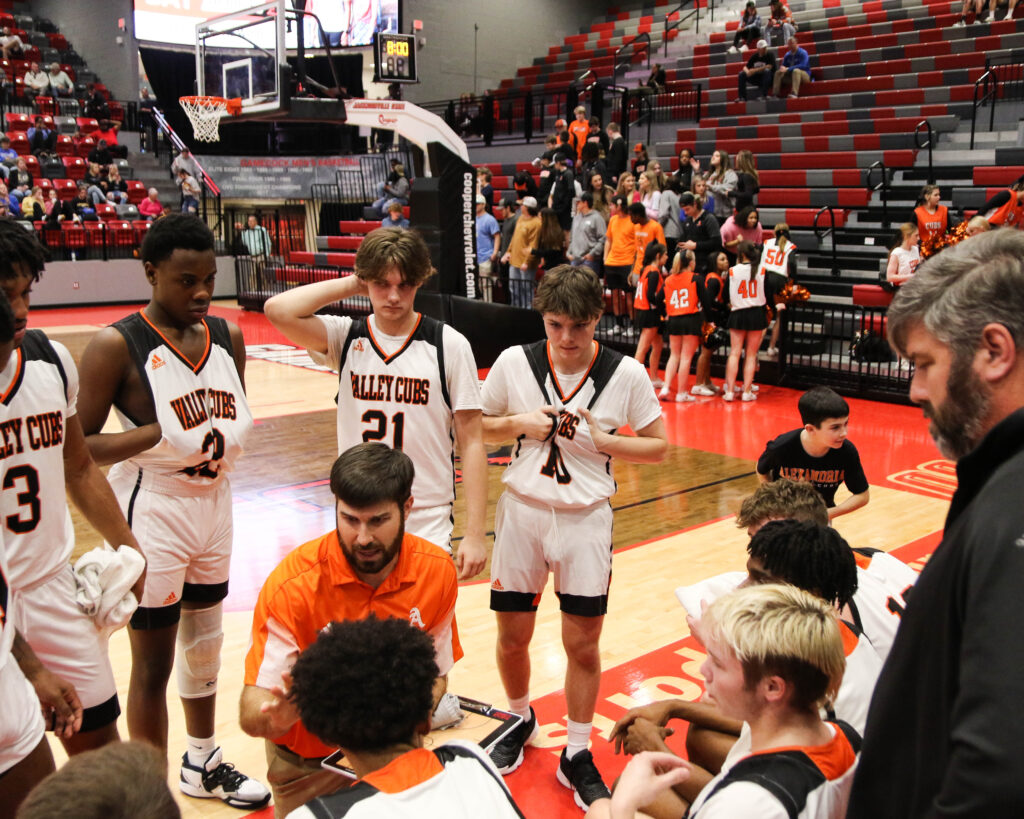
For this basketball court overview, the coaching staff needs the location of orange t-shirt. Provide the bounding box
[244,530,462,759]
[633,219,666,276]
[567,119,590,159]
[605,213,638,266]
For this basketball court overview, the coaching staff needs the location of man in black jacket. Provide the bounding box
[548,153,575,235]
[605,122,627,184]
[679,193,722,273]
[849,229,1024,817]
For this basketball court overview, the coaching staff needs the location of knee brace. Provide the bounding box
[176,602,224,699]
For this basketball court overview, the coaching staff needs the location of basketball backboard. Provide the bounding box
[196,0,287,119]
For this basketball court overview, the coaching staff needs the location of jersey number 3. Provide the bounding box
[4,465,41,533]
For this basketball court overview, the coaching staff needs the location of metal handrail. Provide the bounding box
[613,32,651,86]
[867,160,890,229]
[664,0,701,55]
[914,120,934,185]
[970,69,996,149]
[812,206,840,278]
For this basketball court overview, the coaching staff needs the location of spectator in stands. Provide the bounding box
[548,152,575,236]
[102,165,128,205]
[639,170,662,222]
[43,187,59,219]
[46,62,74,98]
[83,83,110,121]
[568,106,590,160]
[705,149,738,222]
[578,142,607,192]
[22,61,49,101]
[555,130,576,166]
[733,149,760,211]
[475,193,501,301]
[241,214,273,256]
[773,36,812,99]
[602,195,635,334]
[553,117,568,142]
[587,116,610,156]
[953,0,988,26]
[673,147,700,191]
[83,162,105,204]
[0,26,24,59]
[589,171,613,221]
[605,122,628,183]
[966,215,991,236]
[513,169,539,202]
[536,153,557,204]
[689,176,715,217]
[502,195,542,308]
[531,208,569,273]
[736,39,776,102]
[498,196,520,299]
[477,167,494,215]
[981,174,1024,229]
[381,200,410,230]
[20,185,44,221]
[660,177,683,262]
[90,119,127,160]
[171,148,201,183]
[629,201,666,289]
[7,157,31,201]
[0,136,18,167]
[646,63,668,92]
[679,192,723,273]
[138,87,159,153]
[648,159,669,192]
[765,0,796,45]
[62,183,97,222]
[886,223,921,287]
[729,1,763,53]
[178,169,201,214]
[632,142,650,177]
[568,192,606,275]
[138,187,164,221]
[87,139,113,170]
[26,116,56,157]
[0,181,19,217]
[616,171,639,204]
[721,205,764,264]
[913,185,958,248]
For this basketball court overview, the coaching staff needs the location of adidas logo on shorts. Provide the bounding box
[163,591,178,605]
[491,579,505,591]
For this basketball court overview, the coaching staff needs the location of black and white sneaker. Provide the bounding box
[180,747,271,810]
[556,749,611,810]
[489,707,538,774]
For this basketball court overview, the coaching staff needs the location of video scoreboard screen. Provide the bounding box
[374,32,417,83]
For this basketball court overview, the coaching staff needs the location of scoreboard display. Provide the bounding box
[374,32,417,83]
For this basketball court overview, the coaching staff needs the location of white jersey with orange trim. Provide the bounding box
[727,264,767,310]
[284,740,523,819]
[0,531,12,668]
[755,237,795,279]
[481,341,662,509]
[0,330,78,588]
[108,312,252,489]
[312,313,482,510]
[829,620,883,735]
[849,550,918,663]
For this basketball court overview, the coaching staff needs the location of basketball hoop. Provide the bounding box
[179,96,242,143]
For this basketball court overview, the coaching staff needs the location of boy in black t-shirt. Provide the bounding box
[756,387,870,519]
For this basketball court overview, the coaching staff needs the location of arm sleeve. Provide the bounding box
[842,443,869,493]
[981,190,1011,216]
[443,327,483,413]
[796,50,811,72]
[787,250,799,279]
[696,215,723,255]
[307,314,353,370]
[756,440,777,476]
[645,271,660,305]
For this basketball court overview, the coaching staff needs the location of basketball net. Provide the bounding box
[179,96,242,143]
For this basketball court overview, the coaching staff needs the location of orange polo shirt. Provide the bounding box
[244,530,462,759]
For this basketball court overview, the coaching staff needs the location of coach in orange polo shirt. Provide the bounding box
[239,443,462,817]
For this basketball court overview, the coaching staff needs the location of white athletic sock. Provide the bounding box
[508,694,532,722]
[565,720,592,759]
[186,734,217,767]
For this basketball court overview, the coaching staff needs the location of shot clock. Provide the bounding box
[374,32,417,83]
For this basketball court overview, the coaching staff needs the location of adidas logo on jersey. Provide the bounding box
[409,607,425,628]
[353,339,365,352]
[491,579,505,591]
[151,354,165,371]
[163,591,177,605]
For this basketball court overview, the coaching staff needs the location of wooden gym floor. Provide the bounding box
[33,300,952,818]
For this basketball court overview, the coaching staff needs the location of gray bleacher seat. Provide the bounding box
[38,47,60,65]
[54,115,76,134]
[115,203,139,219]
[56,98,79,117]
[115,158,133,178]
[14,14,34,30]
[28,32,48,49]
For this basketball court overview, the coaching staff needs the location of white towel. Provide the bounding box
[673,571,746,621]
[73,544,145,631]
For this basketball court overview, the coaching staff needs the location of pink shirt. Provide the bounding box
[720,215,763,247]
[138,197,162,218]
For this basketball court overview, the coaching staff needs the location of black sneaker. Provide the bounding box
[556,748,611,809]
[489,707,538,774]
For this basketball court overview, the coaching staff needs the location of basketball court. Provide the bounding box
[33,296,950,818]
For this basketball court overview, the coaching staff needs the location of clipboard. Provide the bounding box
[321,695,524,778]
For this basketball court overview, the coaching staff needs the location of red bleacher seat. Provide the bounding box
[107,221,137,249]
[61,156,85,180]
[8,133,29,156]
[55,135,75,157]
[132,220,152,236]
[852,285,895,308]
[4,112,30,132]
[36,178,53,193]
[23,155,39,176]
[94,203,117,221]
[75,117,99,133]
[973,166,1024,186]
[60,223,88,250]
[336,220,378,235]
[287,251,357,267]
[46,33,67,51]
[321,236,363,251]
[76,137,95,158]
[84,222,107,248]
[126,181,146,204]
[53,179,77,201]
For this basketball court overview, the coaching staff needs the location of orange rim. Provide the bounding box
[179,95,243,116]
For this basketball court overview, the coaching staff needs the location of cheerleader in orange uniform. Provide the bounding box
[633,242,667,387]
[659,249,704,402]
